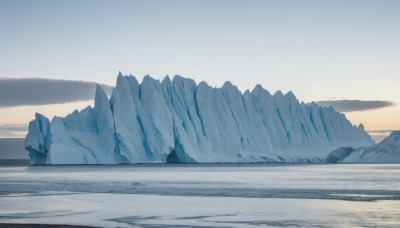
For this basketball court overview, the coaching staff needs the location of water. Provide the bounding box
[0,159,30,167]
[0,162,399,227]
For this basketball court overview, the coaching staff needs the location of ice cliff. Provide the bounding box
[326,131,400,163]
[25,73,373,164]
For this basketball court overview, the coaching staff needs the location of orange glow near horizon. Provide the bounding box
[344,107,400,131]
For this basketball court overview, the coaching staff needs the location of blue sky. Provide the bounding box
[0,0,399,135]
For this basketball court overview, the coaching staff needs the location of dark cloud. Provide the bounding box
[0,78,113,107]
[316,100,395,112]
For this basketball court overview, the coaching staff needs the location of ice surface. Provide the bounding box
[327,131,400,163]
[325,147,354,163]
[1,193,400,227]
[0,164,400,227]
[25,73,374,164]
[2,164,400,198]
[24,113,50,164]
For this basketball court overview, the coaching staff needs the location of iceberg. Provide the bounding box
[25,73,374,165]
[327,131,400,163]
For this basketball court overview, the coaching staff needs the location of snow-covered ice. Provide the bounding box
[327,131,400,163]
[24,73,373,165]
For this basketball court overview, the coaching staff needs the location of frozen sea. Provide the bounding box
[0,162,400,227]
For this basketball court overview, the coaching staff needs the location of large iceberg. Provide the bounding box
[326,131,400,163]
[25,73,373,165]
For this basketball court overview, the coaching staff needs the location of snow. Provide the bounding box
[25,73,374,164]
[339,131,400,163]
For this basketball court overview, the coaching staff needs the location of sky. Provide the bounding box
[0,0,399,139]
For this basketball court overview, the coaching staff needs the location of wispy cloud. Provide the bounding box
[0,124,28,138]
[0,78,113,107]
[316,100,395,112]
[367,130,397,135]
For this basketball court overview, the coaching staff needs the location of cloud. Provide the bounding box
[316,100,395,112]
[367,130,397,134]
[0,124,28,138]
[0,78,113,107]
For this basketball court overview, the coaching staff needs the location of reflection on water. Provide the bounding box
[0,159,30,167]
